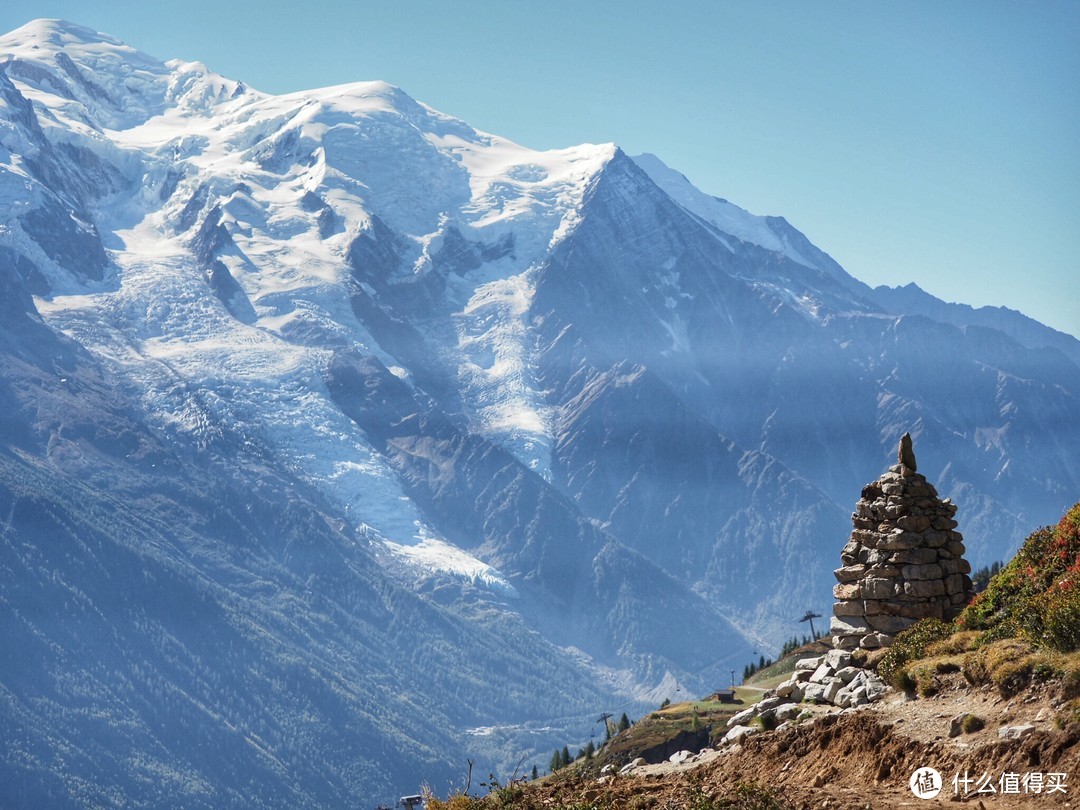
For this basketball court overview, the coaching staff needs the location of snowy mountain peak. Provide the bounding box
[0,18,126,50]
[630,152,856,288]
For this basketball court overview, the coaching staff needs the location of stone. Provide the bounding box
[775,680,797,698]
[997,724,1035,740]
[860,632,892,649]
[903,579,945,598]
[902,563,943,581]
[809,663,834,684]
[833,634,861,651]
[727,707,757,728]
[834,565,866,583]
[756,696,782,713]
[895,514,931,532]
[833,582,861,600]
[865,564,901,578]
[864,676,888,701]
[835,666,860,684]
[922,531,948,548]
[880,600,944,620]
[944,574,967,594]
[824,649,852,670]
[769,703,801,722]
[898,434,917,470]
[861,578,899,599]
[802,683,827,703]
[722,725,758,745]
[669,750,695,765]
[830,616,871,636]
[877,532,923,551]
[866,614,914,634]
[833,600,864,617]
[888,547,939,565]
[822,679,843,704]
[795,656,823,671]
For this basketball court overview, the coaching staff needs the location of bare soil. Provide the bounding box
[517,673,1079,808]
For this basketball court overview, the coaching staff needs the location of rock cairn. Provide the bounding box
[831,433,975,650]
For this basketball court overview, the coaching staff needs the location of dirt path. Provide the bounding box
[517,674,1079,808]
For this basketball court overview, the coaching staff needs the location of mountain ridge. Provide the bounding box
[1,18,1078,805]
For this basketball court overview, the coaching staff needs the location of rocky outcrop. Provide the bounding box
[727,650,890,734]
[831,434,975,650]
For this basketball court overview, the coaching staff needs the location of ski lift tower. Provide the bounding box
[799,610,822,640]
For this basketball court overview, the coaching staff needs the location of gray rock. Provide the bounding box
[833,634,861,651]
[949,715,964,738]
[835,666,860,683]
[775,680,797,698]
[903,579,945,598]
[860,578,900,599]
[823,679,843,704]
[998,724,1035,740]
[866,613,913,634]
[756,696,782,713]
[833,600,865,617]
[722,725,758,745]
[898,433,917,470]
[774,703,802,721]
[824,649,852,670]
[829,616,871,636]
[727,707,757,728]
[902,563,943,581]
[809,663,835,684]
[795,656,823,671]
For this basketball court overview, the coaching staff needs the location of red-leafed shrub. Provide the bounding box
[958,503,1080,652]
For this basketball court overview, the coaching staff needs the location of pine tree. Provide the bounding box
[618,712,630,732]
[561,745,571,769]
[584,740,595,759]
[550,750,561,773]
[531,764,538,781]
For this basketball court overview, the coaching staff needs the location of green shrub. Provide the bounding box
[961,714,985,733]
[878,618,955,687]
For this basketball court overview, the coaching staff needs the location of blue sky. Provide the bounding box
[2,1,1078,336]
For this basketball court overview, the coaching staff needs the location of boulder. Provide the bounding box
[795,656,823,671]
[722,725,758,745]
[726,707,756,728]
[998,724,1035,740]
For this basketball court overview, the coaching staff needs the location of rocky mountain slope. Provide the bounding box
[1,18,1078,805]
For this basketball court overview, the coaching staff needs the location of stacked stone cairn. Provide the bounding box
[830,433,975,651]
[720,436,975,744]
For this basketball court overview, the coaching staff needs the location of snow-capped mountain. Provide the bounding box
[2,19,1078,806]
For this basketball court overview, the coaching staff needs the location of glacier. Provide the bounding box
[2,18,1079,807]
